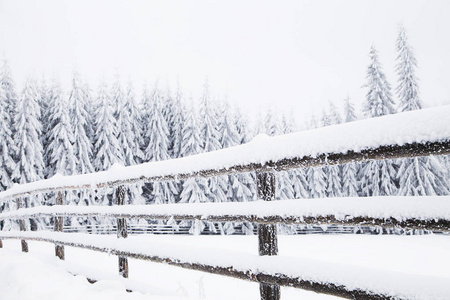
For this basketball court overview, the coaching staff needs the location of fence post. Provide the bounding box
[116,185,128,278]
[256,171,280,300]
[54,191,65,260]
[16,198,28,253]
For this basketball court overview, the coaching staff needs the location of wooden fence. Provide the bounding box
[1,108,450,300]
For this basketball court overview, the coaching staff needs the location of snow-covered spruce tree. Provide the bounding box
[92,81,122,231]
[44,79,78,227]
[264,108,279,136]
[161,87,175,156]
[171,83,185,159]
[121,81,145,206]
[359,46,397,196]
[199,81,227,204]
[38,77,52,175]
[396,25,423,113]
[0,58,17,132]
[218,103,252,234]
[93,81,122,172]
[219,102,244,200]
[179,102,209,234]
[363,46,396,117]
[394,26,448,195]
[112,77,144,166]
[263,109,294,201]
[144,86,177,205]
[12,78,44,184]
[67,72,96,230]
[69,72,94,175]
[328,101,342,125]
[307,166,327,199]
[0,58,18,230]
[343,95,357,123]
[45,79,76,177]
[0,79,15,191]
[12,77,45,231]
[277,113,295,200]
[320,109,331,127]
[325,102,343,198]
[397,156,448,196]
[341,95,359,196]
[234,108,257,234]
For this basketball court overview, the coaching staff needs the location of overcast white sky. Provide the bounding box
[1,0,450,122]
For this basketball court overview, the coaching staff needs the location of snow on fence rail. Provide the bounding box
[2,196,450,232]
[1,106,450,300]
[0,105,449,202]
[1,231,450,300]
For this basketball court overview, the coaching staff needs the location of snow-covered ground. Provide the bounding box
[1,234,449,299]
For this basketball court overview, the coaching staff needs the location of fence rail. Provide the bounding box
[1,107,450,300]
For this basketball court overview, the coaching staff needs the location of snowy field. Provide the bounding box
[1,234,450,300]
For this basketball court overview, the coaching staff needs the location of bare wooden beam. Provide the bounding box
[115,185,128,278]
[54,191,65,260]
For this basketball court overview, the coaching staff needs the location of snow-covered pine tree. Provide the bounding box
[69,72,94,175]
[0,58,17,132]
[253,111,265,136]
[341,95,359,196]
[45,79,76,177]
[307,166,327,198]
[396,25,423,112]
[171,83,185,159]
[144,85,177,205]
[38,77,52,177]
[44,79,78,228]
[325,102,343,197]
[93,81,122,172]
[199,81,227,205]
[397,156,448,196]
[343,95,357,123]
[12,77,45,226]
[276,113,295,200]
[394,26,448,195]
[359,46,397,196]
[219,102,245,201]
[179,102,209,234]
[12,77,44,184]
[92,80,122,233]
[264,108,279,136]
[328,101,342,125]
[363,46,396,117]
[0,78,15,191]
[162,86,175,157]
[234,108,256,234]
[321,109,331,127]
[0,62,18,230]
[342,160,358,197]
[112,77,144,166]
